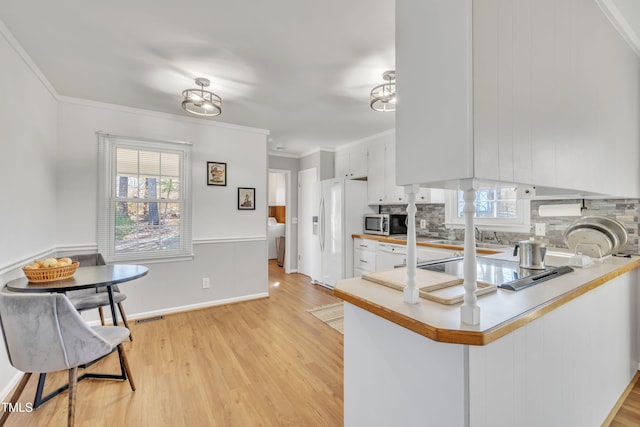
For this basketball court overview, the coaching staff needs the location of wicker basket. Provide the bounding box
[22,262,80,283]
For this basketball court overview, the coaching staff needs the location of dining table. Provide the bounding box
[3,263,148,408]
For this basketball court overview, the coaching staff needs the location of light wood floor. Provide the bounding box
[611,375,640,426]
[3,260,343,426]
[5,260,640,426]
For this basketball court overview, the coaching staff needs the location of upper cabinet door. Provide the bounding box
[335,146,368,179]
[334,151,350,179]
[384,142,406,204]
[367,143,386,204]
[349,146,368,179]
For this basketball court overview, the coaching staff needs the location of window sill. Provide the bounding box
[445,222,531,234]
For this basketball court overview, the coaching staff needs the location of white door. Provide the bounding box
[298,168,318,278]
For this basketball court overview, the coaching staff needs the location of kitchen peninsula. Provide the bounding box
[335,254,640,426]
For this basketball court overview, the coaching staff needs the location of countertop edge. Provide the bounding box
[352,234,499,255]
[334,259,640,346]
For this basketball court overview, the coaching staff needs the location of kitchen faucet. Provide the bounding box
[475,227,482,242]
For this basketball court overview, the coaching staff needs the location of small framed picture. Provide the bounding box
[238,187,255,210]
[207,162,226,186]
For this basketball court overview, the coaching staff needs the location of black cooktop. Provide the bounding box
[419,257,574,291]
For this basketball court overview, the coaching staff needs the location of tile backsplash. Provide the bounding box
[380,199,640,254]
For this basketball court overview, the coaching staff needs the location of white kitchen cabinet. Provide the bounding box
[369,137,445,205]
[356,237,457,272]
[396,0,640,198]
[366,142,386,204]
[367,140,405,205]
[376,242,407,271]
[335,145,367,179]
[353,238,377,276]
[416,188,445,204]
[417,246,457,262]
[384,142,406,204]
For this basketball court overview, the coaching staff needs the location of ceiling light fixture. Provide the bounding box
[181,77,222,117]
[370,70,396,112]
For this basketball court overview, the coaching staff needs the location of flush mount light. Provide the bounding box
[370,70,396,112]
[181,77,222,117]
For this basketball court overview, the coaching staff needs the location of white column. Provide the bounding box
[461,186,480,325]
[404,184,419,304]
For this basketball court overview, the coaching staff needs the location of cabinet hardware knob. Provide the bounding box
[360,260,368,263]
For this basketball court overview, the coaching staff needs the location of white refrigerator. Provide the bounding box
[312,178,374,289]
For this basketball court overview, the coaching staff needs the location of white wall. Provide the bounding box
[0,22,59,401]
[55,99,270,321]
[0,26,58,268]
[0,20,270,398]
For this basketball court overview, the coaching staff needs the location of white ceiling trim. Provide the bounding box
[268,151,300,159]
[0,17,58,99]
[335,128,396,152]
[596,0,640,57]
[59,95,270,136]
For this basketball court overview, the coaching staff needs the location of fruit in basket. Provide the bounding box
[25,257,74,269]
[42,257,58,268]
[24,263,41,270]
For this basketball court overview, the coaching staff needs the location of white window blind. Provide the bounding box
[97,133,193,262]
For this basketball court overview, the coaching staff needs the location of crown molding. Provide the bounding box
[335,128,396,152]
[596,0,640,57]
[0,17,59,99]
[58,96,270,135]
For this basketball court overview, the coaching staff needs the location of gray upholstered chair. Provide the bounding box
[0,291,135,427]
[65,253,133,340]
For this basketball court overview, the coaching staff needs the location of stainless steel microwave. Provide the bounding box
[363,213,408,236]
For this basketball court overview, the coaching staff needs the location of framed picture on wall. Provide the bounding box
[238,187,256,210]
[207,161,226,186]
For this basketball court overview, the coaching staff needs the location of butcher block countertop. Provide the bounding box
[334,254,640,346]
[352,233,501,255]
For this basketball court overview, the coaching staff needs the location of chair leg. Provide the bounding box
[117,344,136,391]
[0,372,31,426]
[68,367,78,427]
[98,306,106,326]
[117,303,133,341]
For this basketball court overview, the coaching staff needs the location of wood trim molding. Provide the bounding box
[335,259,640,346]
[352,234,499,255]
[602,370,640,426]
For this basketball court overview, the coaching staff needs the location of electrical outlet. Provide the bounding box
[534,223,546,237]
[202,277,210,289]
[420,219,427,229]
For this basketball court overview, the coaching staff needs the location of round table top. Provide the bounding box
[4,264,149,293]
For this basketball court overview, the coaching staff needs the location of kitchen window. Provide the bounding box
[444,188,531,233]
[97,133,193,262]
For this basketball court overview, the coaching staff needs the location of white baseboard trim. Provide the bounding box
[0,370,24,405]
[0,292,271,402]
[87,292,270,326]
[194,236,266,245]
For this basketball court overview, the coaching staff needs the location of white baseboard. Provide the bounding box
[87,292,270,325]
[0,371,24,405]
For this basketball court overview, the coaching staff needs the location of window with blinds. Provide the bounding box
[444,187,531,233]
[97,134,193,262]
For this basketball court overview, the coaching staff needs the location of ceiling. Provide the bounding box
[0,0,395,156]
[0,1,637,158]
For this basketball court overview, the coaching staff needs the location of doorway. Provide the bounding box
[268,169,291,272]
